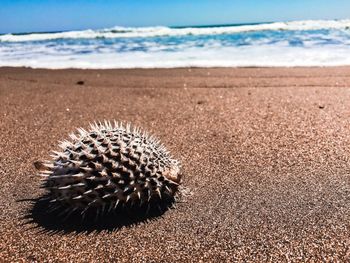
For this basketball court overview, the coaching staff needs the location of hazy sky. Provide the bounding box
[1,0,350,33]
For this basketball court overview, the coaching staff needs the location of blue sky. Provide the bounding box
[1,0,350,33]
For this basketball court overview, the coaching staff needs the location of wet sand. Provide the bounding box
[1,67,350,262]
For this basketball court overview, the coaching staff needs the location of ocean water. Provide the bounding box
[0,19,350,68]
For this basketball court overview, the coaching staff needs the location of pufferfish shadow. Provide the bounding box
[22,194,176,234]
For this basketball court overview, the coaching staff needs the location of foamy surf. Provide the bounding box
[1,19,350,42]
[0,19,350,68]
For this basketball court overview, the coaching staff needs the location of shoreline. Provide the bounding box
[1,67,350,261]
[2,65,350,71]
[3,65,350,69]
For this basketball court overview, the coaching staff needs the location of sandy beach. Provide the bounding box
[1,66,350,262]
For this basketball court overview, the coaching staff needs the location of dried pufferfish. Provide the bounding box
[37,121,182,218]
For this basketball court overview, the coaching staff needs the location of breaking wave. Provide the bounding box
[1,19,350,68]
[1,19,349,42]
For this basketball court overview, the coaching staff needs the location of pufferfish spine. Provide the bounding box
[38,121,182,219]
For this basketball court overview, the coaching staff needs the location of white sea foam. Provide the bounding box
[1,19,350,42]
[1,44,350,68]
[1,19,350,68]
